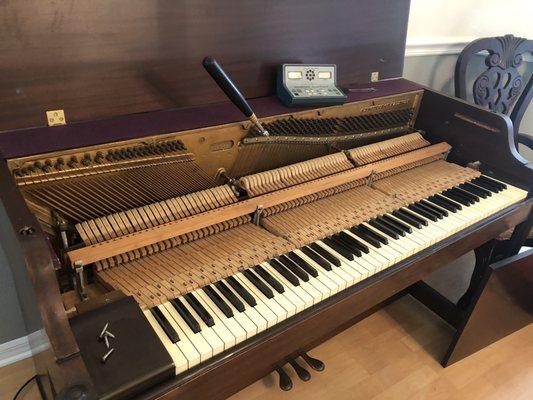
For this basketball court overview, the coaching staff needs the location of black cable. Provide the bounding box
[12,375,37,400]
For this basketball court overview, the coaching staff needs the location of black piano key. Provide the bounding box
[243,270,274,299]
[376,216,406,236]
[215,281,246,312]
[416,201,444,218]
[358,224,389,244]
[184,293,215,327]
[434,194,462,210]
[280,255,310,282]
[254,265,285,294]
[479,175,506,189]
[287,252,318,277]
[332,234,362,257]
[151,307,180,343]
[368,219,400,239]
[446,188,475,204]
[203,286,233,318]
[339,231,370,253]
[227,276,256,307]
[441,191,471,206]
[323,237,354,260]
[408,204,438,221]
[428,196,458,212]
[349,226,381,248]
[451,187,479,202]
[420,200,448,217]
[460,182,489,198]
[301,246,333,271]
[392,210,423,229]
[471,177,500,193]
[170,298,201,334]
[399,208,429,226]
[269,259,300,286]
[382,214,412,233]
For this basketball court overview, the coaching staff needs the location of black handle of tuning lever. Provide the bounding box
[202,56,254,118]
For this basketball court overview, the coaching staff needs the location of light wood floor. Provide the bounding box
[2,296,531,400]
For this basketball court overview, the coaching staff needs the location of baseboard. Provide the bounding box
[0,330,49,368]
[405,37,472,57]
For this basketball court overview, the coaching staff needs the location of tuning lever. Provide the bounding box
[202,56,268,136]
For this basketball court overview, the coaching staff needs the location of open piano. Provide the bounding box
[0,1,531,399]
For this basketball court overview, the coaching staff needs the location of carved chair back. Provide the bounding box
[455,35,532,134]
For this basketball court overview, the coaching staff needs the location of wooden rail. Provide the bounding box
[67,142,451,265]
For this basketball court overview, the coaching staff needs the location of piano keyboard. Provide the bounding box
[143,175,527,374]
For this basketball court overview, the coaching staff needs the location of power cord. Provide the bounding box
[12,375,37,400]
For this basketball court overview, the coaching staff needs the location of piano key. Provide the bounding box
[314,241,365,283]
[434,193,462,210]
[150,306,180,343]
[262,263,316,308]
[300,246,333,271]
[479,175,506,189]
[242,270,274,299]
[279,255,310,282]
[471,177,500,193]
[293,249,338,296]
[235,273,287,324]
[226,276,256,307]
[309,243,341,267]
[269,259,300,286]
[177,297,224,356]
[428,195,458,212]
[331,234,362,256]
[358,223,388,244]
[143,309,188,374]
[254,265,285,294]
[408,204,438,221]
[450,187,478,203]
[323,237,355,260]
[184,293,215,327]
[419,200,448,217]
[287,251,319,277]
[210,282,262,336]
[196,289,244,346]
[441,191,471,206]
[375,216,406,236]
[349,226,382,247]
[162,302,212,363]
[460,182,490,198]
[398,208,428,225]
[215,281,246,312]
[257,263,304,315]
[392,209,423,228]
[381,214,412,233]
[339,231,370,253]
[343,230,393,269]
[368,218,400,239]
[414,201,444,219]
[170,298,201,334]
[203,286,233,318]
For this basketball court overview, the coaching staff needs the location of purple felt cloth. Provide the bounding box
[0,79,421,159]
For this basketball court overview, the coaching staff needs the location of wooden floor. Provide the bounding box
[2,296,531,400]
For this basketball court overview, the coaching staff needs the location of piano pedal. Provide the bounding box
[275,366,293,391]
[288,358,311,381]
[301,352,325,372]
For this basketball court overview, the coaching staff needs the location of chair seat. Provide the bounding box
[497,226,533,241]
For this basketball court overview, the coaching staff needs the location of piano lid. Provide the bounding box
[0,0,410,133]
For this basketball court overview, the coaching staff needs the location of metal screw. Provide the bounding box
[101,348,114,364]
[99,322,109,340]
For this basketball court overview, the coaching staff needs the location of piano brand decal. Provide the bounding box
[453,113,500,133]
[210,140,235,152]
[361,99,411,113]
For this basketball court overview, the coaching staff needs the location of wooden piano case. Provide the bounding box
[0,1,531,399]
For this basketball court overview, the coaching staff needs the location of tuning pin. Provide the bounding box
[275,367,293,391]
[81,153,92,166]
[301,353,325,372]
[33,161,43,170]
[43,159,53,172]
[289,359,311,381]
[94,151,104,164]
[68,156,78,168]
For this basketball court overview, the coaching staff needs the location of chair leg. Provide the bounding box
[457,239,495,310]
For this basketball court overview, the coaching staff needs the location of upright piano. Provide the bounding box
[0,1,531,399]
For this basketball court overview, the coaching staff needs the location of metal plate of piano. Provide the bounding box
[1,80,531,400]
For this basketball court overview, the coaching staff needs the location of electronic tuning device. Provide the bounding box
[277,64,347,107]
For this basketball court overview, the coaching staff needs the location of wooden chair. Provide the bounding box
[454,34,533,308]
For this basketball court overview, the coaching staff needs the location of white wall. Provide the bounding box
[407,0,533,47]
